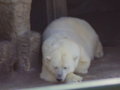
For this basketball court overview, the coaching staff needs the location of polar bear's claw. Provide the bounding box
[65,73,83,83]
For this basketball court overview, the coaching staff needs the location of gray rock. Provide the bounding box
[0,0,41,73]
[0,41,15,73]
[16,31,41,72]
[0,0,32,39]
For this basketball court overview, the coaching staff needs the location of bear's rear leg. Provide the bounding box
[95,40,104,58]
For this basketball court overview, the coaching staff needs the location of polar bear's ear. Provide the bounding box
[46,56,51,62]
[73,56,78,61]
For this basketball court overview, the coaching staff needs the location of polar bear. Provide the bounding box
[40,17,103,83]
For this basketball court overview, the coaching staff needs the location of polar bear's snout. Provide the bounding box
[56,74,63,82]
[56,73,65,82]
[56,70,67,82]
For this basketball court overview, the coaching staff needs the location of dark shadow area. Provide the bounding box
[30,0,47,33]
[67,0,120,47]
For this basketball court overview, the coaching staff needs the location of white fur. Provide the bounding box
[40,17,103,83]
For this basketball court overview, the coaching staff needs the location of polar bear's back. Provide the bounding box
[43,17,98,41]
[43,17,99,59]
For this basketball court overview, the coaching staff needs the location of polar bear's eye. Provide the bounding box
[74,56,78,61]
[54,66,58,69]
[63,67,67,69]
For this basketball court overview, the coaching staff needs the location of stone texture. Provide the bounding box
[0,0,41,73]
[16,31,41,72]
[0,1,14,40]
[30,31,41,71]
[0,0,32,39]
[0,41,15,73]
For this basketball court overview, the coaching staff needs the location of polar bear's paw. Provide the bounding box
[65,73,83,83]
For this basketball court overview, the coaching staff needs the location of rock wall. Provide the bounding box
[0,0,41,73]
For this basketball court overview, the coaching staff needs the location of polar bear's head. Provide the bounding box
[42,39,80,82]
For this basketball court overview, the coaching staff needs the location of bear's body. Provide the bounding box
[40,17,103,83]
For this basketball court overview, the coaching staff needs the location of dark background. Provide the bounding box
[67,0,120,47]
[31,0,120,46]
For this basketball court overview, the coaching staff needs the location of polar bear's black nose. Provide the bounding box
[56,78,62,82]
[56,74,63,82]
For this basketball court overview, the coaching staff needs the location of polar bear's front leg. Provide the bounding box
[75,59,90,74]
[40,65,56,82]
[65,73,83,83]
[75,47,91,74]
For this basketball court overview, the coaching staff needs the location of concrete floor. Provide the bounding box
[0,46,120,90]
